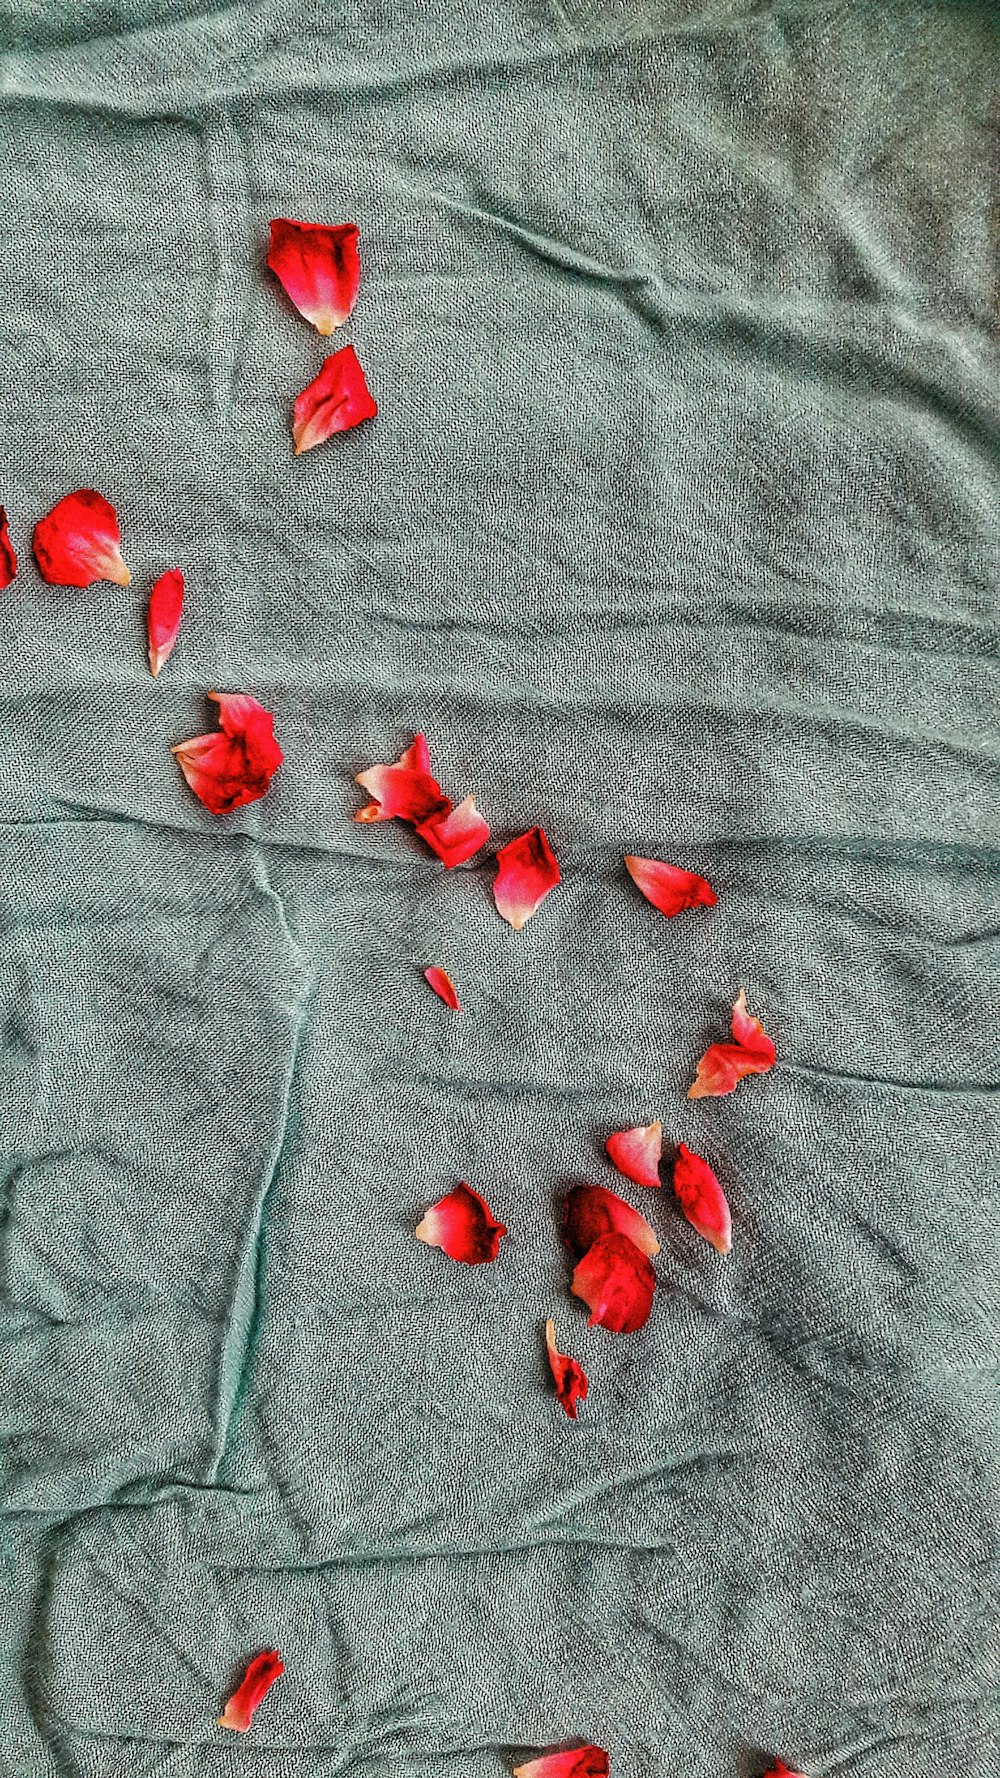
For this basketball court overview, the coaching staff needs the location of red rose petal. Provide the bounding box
[513,1750,609,1778]
[730,986,776,1061]
[401,733,432,775]
[268,218,361,335]
[173,691,283,814]
[0,507,16,588]
[763,1765,807,1778]
[493,826,560,930]
[605,1120,662,1190]
[418,795,491,867]
[545,1318,589,1419]
[415,1182,506,1264]
[563,1183,659,1260]
[424,966,461,1011]
[147,568,184,677]
[218,1649,284,1733]
[292,345,377,455]
[624,854,717,918]
[355,762,450,825]
[33,489,131,588]
[689,988,776,1099]
[571,1231,655,1333]
[673,1143,732,1254]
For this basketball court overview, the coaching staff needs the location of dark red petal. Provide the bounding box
[424,966,461,1011]
[570,1232,655,1333]
[563,1183,659,1261]
[730,986,776,1061]
[147,568,184,676]
[545,1318,589,1419]
[673,1143,732,1254]
[173,692,282,814]
[218,1649,284,1733]
[605,1121,662,1190]
[355,763,450,825]
[268,218,360,335]
[418,795,491,867]
[624,854,717,918]
[415,1182,506,1264]
[493,826,560,930]
[513,1750,609,1778]
[293,345,377,454]
[0,507,16,588]
[33,489,130,588]
[689,990,776,1099]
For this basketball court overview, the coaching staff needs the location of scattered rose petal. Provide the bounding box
[624,854,717,918]
[493,827,560,930]
[689,988,776,1099]
[147,568,184,677]
[415,1182,506,1264]
[400,733,432,774]
[33,489,131,588]
[218,1649,284,1733]
[673,1143,732,1254]
[268,218,361,335]
[292,345,377,454]
[355,762,449,825]
[605,1121,662,1190]
[418,795,491,867]
[0,507,15,587]
[513,1751,609,1778]
[763,1765,807,1778]
[545,1318,588,1419]
[563,1183,659,1260]
[571,1232,655,1333]
[424,966,460,1011]
[173,692,283,814]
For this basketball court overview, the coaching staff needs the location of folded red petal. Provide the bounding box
[401,733,432,775]
[624,854,717,918]
[570,1232,655,1333]
[355,762,450,825]
[293,345,377,454]
[513,1750,609,1778]
[730,986,776,1060]
[415,1182,506,1264]
[147,568,184,676]
[173,692,283,814]
[689,989,776,1099]
[218,1649,284,1733]
[605,1120,662,1190]
[673,1143,732,1254]
[418,795,491,867]
[563,1183,659,1260]
[493,827,560,930]
[268,218,361,335]
[545,1318,589,1419]
[424,966,461,1011]
[0,507,15,587]
[33,489,131,588]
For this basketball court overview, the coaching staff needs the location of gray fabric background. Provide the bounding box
[1,2,998,1773]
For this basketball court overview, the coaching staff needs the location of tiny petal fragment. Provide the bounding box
[673,1143,732,1254]
[268,218,361,335]
[173,691,283,814]
[355,763,449,825]
[513,1751,609,1778]
[0,507,15,587]
[545,1318,588,1419]
[424,966,460,1011]
[763,1764,808,1778]
[624,854,717,918]
[563,1184,659,1260]
[493,826,560,930]
[33,489,131,588]
[293,345,377,454]
[571,1232,655,1333]
[415,1182,506,1264]
[218,1649,284,1733]
[418,795,491,867]
[147,568,184,676]
[606,1121,662,1190]
[689,988,776,1099]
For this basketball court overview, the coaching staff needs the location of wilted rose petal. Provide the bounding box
[173,692,283,814]
[418,795,491,867]
[415,1182,506,1264]
[545,1318,588,1420]
[33,489,131,588]
[424,966,460,1011]
[293,345,377,454]
[571,1232,655,1333]
[218,1649,284,1733]
[493,826,560,929]
[513,1750,609,1778]
[400,733,432,774]
[268,219,361,335]
[624,854,717,918]
[147,568,184,677]
[673,1143,732,1254]
[563,1183,659,1260]
[0,507,15,588]
[605,1121,662,1190]
[355,762,449,825]
[689,988,776,1099]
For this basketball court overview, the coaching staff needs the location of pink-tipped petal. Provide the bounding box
[730,987,776,1060]
[605,1121,662,1190]
[147,568,184,676]
[173,692,282,814]
[624,854,717,918]
[415,1182,506,1264]
[0,507,15,587]
[513,1749,609,1778]
[570,1232,655,1333]
[424,966,461,1011]
[268,218,361,335]
[493,826,560,930]
[33,489,131,588]
[545,1319,588,1420]
[218,1650,284,1733]
[563,1183,659,1260]
[673,1143,732,1254]
[293,345,377,454]
[355,763,450,824]
[689,989,776,1099]
[418,795,491,867]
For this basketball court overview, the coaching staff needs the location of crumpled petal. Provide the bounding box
[293,345,377,454]
[0,507,16,588]
[418,795,491,867]
[570,1232,655,1333]
[689,988,776,1099]
[563,1183,659,1260]
[33,489,131,588]
[400,734,432,774]
[424,966,460,1011]
[268,218,361,334]
[624,854,717,918]
[415,1182,506,1264]
[673,1143,732,1254]
[218,1650,284,1733]
[493,827,560,929]
[355,762,449,825]
[513,1750,609,1778]
[173,692,283,814]
[147,568,184,676]
[545,1318,588,1419]
[605,1121,662,1190]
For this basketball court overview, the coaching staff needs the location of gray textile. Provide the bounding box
[1,2,998,1774]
